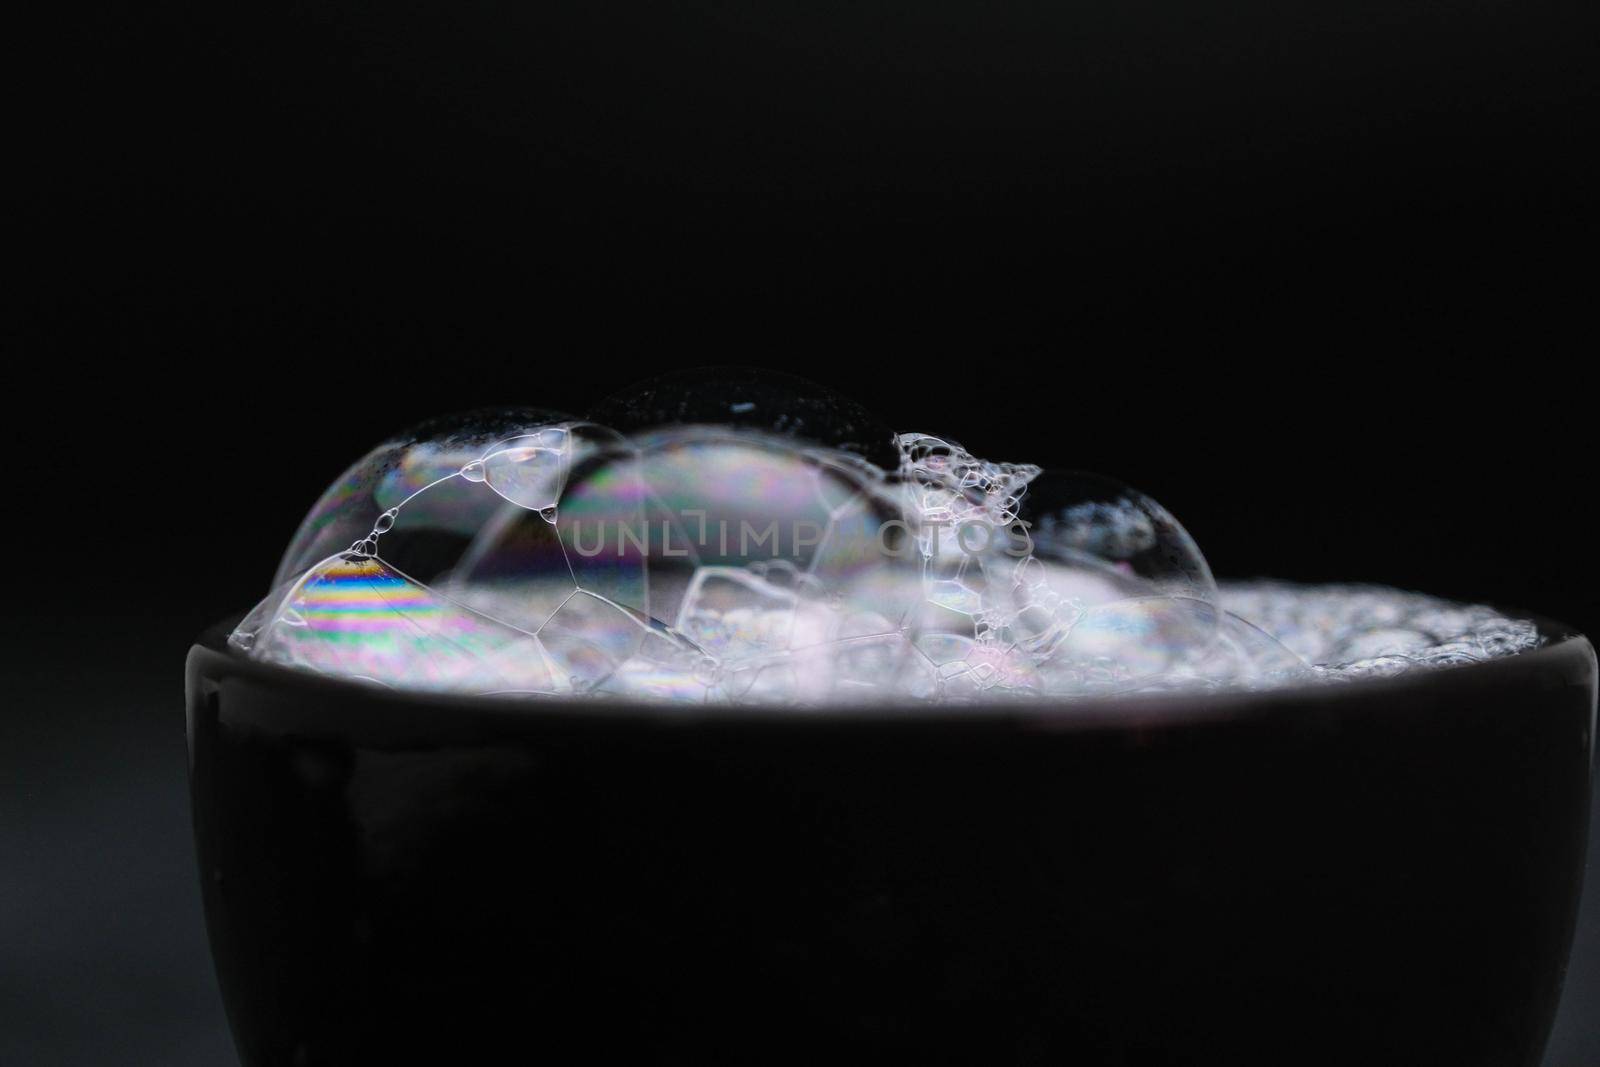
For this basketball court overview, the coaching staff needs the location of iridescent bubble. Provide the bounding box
[273,407,577,588]
[231,385,1539,705]
[238,554,560,694]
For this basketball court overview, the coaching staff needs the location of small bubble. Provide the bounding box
[692,655,721,686]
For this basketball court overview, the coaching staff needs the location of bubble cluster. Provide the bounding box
[232,380,1544,704]
[1218,582,1543,681]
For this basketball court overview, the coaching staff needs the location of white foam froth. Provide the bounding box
[1218,582,1544,682]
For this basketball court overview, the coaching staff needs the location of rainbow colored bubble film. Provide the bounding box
[232,384,1543,704]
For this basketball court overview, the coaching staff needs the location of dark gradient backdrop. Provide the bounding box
[8,0,1597,1062]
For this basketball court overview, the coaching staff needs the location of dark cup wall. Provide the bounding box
[187,623,1595,1066]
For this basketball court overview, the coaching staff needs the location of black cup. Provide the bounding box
[187,615,1594,1066]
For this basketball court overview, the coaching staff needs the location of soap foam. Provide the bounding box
[231,408,1544,704]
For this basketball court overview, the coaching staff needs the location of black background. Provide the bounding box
[7,0,1597,1062]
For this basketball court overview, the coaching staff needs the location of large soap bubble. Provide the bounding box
[231,377,1540,704]
[1018,470,1216,604]
[271,407,581,590]
[589,367,901,471]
